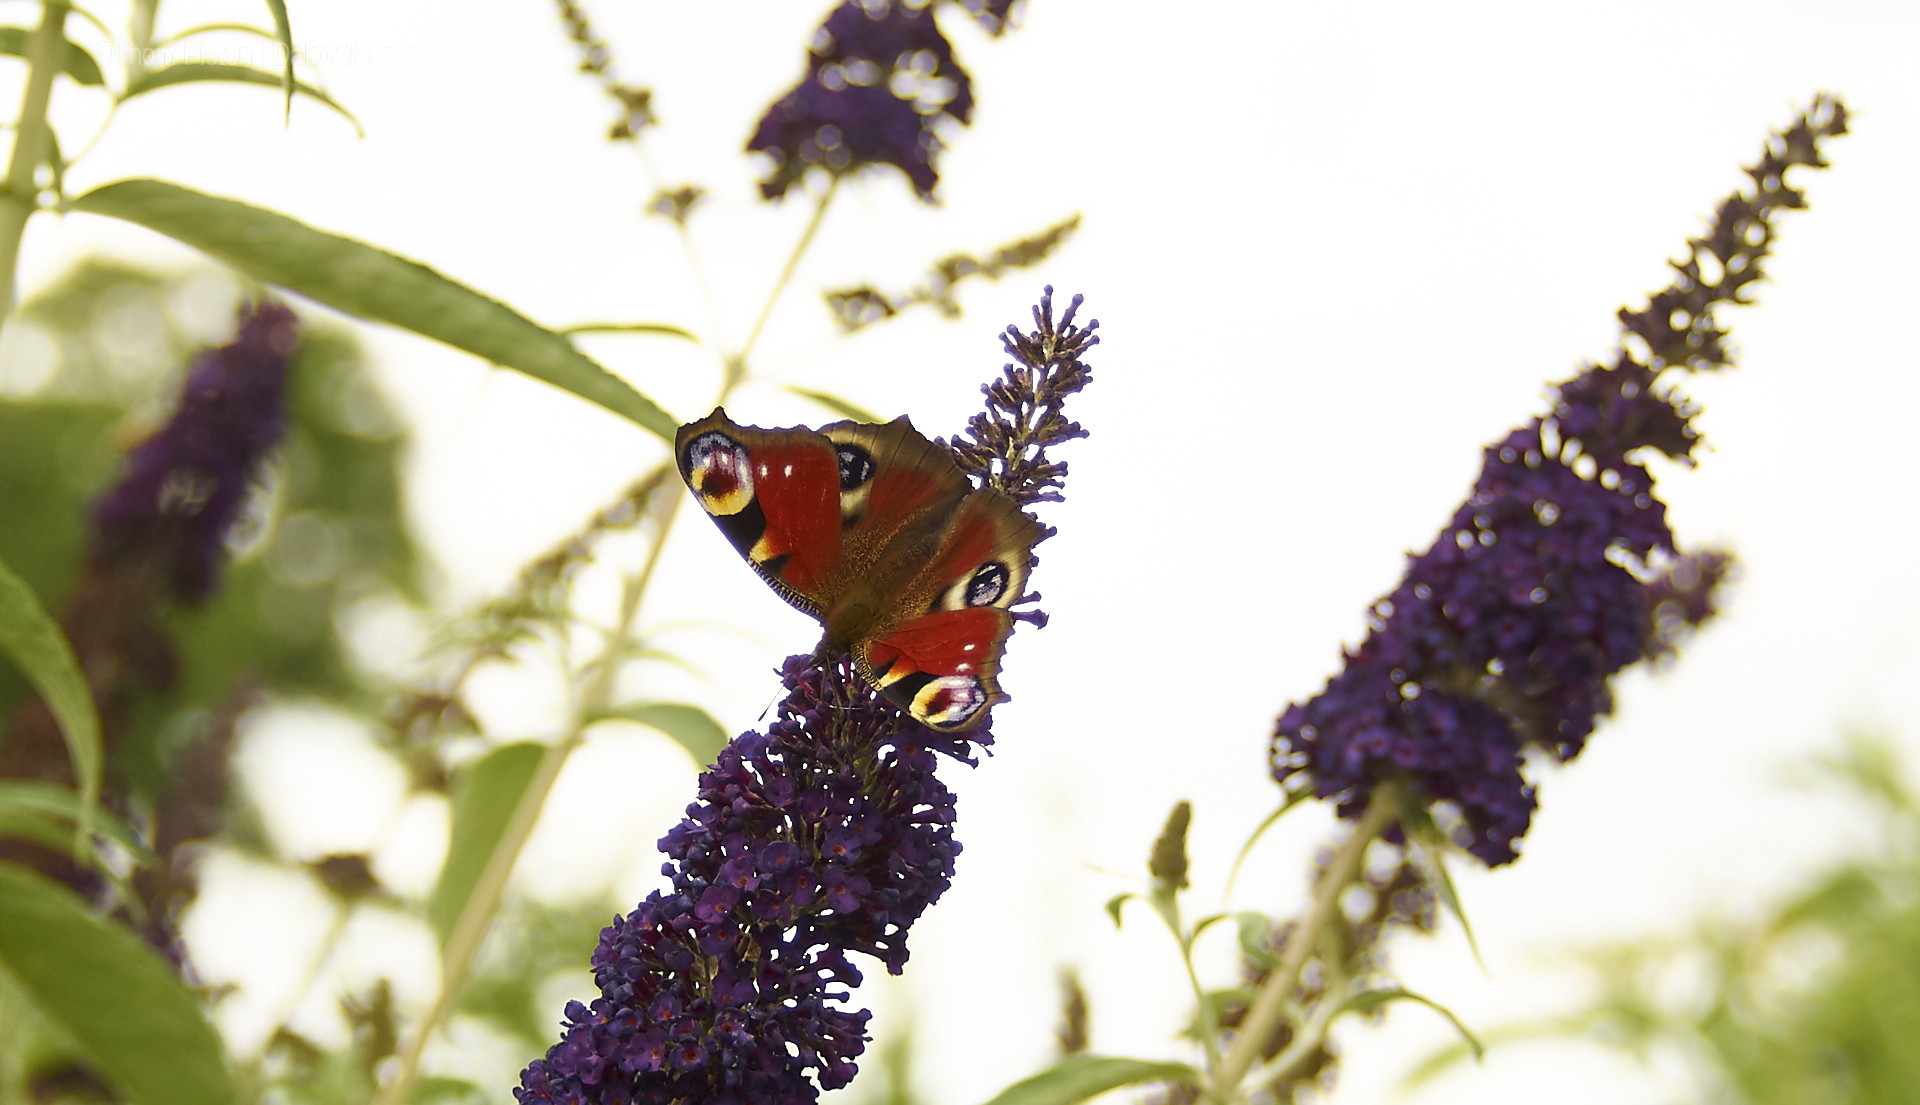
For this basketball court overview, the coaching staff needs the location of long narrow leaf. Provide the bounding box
[263,0,292,121]
[979,1056,1200,1105]
[592,702,728,767]
[785,386,881,423]
[561,322,698,342]
[429,742,544,948]
[1223,784,1314,899]
[0,863,233,1105]
[1336,987,1484,1060]
[0,781,153,862]
[0,26,105,85]
[0,558,99,854]
[155,22,283,47]
[121,63,361,135]
[1397,794,1486,972]
[70,179,677,440]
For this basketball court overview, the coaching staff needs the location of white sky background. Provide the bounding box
[6,0,1919,1102]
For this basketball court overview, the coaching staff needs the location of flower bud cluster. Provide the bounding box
[91,300,299,602]
[1273,96,1848,866]
[749,0,976,200]
[514,656,982,1104]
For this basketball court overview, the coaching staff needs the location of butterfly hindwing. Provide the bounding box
[858,490,1046,732]
[679,407,1044,732]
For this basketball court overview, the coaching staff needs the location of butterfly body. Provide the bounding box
[677,408,1041,732]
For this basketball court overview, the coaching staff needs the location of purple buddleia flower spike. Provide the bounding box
[91,300,299,601]
[516,290,1092,1103]
[952,0,1023,36]
[748,0,975,201]
[1273,96,1848,867]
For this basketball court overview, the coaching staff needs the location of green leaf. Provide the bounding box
[0,862,233,1105]
[429,743,544,948]
[1233,910,1277,969]
[0,556,99,855]
[1397,795,1486,974]
[1189,911,1233,941]
[979,1055,1200,1105]
[121,63,362,135]
[0,25,105,86]
[0,781,153,863]
[1104,892,1134,929]
[69,180,678,440]
[1336,987,1484,1060]
[1223,784,1314,898]
[785,386,881,424]
[592,702,728,767]
[263,0,292,121]
[155,22,284,47]
[561,322,698,342]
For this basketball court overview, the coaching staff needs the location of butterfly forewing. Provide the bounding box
[678,411,844,614]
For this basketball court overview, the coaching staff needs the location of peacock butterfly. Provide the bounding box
[676,408,1043,732]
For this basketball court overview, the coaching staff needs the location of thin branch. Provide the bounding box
[1208,783,1400,1101]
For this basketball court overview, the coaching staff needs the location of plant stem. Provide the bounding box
[732,174,839,386]
[376,370,731,1105]
[1207,784,1400,1102]
[375,520,669,1105]
[0,0,71,333]
[375,148,835,1105]
[1179,932,1223,1078]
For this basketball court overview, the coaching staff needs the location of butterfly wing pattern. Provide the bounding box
[677,408,1043,732]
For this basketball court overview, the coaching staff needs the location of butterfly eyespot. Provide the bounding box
[836,444,877,490]
[685,432,755,516]
[963,562,1009,607]
[913,675,989,730]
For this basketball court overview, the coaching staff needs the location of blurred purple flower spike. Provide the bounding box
[749,0,975,200]
[91,300,299,601]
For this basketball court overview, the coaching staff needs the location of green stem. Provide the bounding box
[1207,784,1400,1102]
[1179,932,1223,1078]
[0,0,71,333]
[731,174,839,387]
[375,376,735,1105]
[376,579,651,1105]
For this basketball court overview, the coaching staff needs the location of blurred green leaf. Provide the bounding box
[459,898,616,1048]
[430,742,544,948]
[1224,784,1313,898]
[0,781,153,863]
[0,26,105,85]
[1233,910,1276,969]
[1398,794,1485,973]
[156,22,283,47]
[121,64,362,135]
[978,1056,1199,1105]
[0,862,233,1105]
[1104,893,1133,929]
[413,1077,487,1105]
[1189,911,1232,942]
[593,702,727,766]
[263,0,293,121]
[68,181,678,440]
[561,322,698,342]
[1337,987,1483,1060]
[0,556,99,854]
[785,386,880,424]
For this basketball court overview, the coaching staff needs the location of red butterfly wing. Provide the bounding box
[679,408,1044,733]
[677,410,844,612]
[857,491,1046,732]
